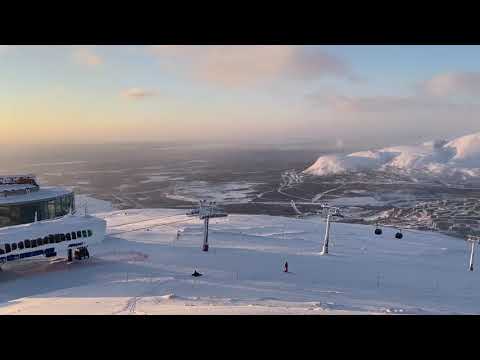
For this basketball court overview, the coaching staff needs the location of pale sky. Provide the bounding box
[1,45,480,148]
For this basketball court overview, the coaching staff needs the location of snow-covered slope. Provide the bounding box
[304,132,480,178]
[1,206,479,314]
[75,194,114,213]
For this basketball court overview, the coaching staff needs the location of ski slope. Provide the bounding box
[0,206,479,314]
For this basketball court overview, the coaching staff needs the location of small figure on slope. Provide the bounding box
[192,269,202,277]
[284,261,289,273]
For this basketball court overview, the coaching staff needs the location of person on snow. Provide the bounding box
[192,269,202,277]
[284,261,289,273]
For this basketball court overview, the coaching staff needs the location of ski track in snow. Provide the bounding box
[312,184,345,203]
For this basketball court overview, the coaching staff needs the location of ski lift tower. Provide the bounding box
[319,204,344,255]
[187,200,228,252]
[467,235,480,272]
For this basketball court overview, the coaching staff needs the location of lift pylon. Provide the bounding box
[319,205,344,255]
[187,200,228,252]
[467,235,480,272]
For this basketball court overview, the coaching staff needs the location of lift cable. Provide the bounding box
[108,213,187,229]
[109,218,193,236]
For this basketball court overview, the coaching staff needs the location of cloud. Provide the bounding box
[149,45,354,88]
[307,71,480,117]
[121,88,156,99]
[308,70,480,115]
[307,91,475,113]
[301,86,480,151]
[286,47,357,81]
[73,46,103,67]
[422,72,480,97]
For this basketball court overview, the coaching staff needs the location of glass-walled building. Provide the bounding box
[0,183,75,228]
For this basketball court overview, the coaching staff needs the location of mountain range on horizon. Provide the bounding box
[304,131,480,181]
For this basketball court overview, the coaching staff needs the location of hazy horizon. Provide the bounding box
[2,45,480,148]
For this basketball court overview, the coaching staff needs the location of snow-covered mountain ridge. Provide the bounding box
[304,132,480,179]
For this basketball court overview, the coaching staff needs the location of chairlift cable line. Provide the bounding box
[109,218,193,236]
[108,213,187,229]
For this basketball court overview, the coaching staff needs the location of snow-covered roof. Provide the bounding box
[0,186,73,206]
[0,174,39,197]
[0,184,38,193]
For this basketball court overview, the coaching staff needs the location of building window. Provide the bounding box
[49,235,55,244]
[60,234,65,242]
[31,239,37,248]
[55,198,63,217]
[37,238,43,246]
[11,243,17,251]
[82,230,87,238]
[87,230,93,237]
[18,241,24,250]
[43,237,49,245]
[72,232,77,240]
[0,248,4,255]
[48,200,55,219]
[77,231,82,238]
[66,233,71,241]
[55,234,61,243]
[25,239,31,248]
[5,244,11,253]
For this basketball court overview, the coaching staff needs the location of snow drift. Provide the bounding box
[304,131,480,178]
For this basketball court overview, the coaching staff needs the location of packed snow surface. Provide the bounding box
[0,205,479,314]
[305,132,480,177]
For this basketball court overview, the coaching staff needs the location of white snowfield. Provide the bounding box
[304,131,480,177]
[0,207,479,315]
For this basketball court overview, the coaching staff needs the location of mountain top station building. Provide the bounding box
[0,175,74,228]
